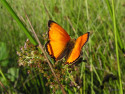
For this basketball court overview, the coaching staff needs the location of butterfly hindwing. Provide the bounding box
[65,32,90,64]
[46,20,71,61]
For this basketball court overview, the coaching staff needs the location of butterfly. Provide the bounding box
[45,20,89,64]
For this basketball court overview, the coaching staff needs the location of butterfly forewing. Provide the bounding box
[65,32,89,64]
[46,20,71,61]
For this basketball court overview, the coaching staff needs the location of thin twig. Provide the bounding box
[66,16,77,34]
[25,14,66,94]
[42,0,50,19]
[0,81,8,94]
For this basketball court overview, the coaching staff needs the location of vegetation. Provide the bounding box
[0,0,125,93]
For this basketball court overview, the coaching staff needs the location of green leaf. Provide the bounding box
[7,67,19,82]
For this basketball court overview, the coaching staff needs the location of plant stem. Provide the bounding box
[0,0,37,45]
[112,0,123,94]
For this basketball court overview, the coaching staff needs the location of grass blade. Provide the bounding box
[112,0,123,93]
[105,0,125,51]
[0,0,37,45]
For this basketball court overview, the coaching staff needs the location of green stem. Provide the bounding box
[0,0,37,45]
[0,69,6,81]
[112,0,123,94]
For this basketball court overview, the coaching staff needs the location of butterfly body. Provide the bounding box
[46,20,89,64]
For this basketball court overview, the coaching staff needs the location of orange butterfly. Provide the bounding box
[46,20,89,64]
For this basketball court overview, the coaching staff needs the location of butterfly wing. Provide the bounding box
[46,20,71,61]
[65,32,90,64]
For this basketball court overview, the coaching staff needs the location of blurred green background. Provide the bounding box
[0,0,125,94]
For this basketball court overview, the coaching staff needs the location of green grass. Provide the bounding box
[0,0,125,94]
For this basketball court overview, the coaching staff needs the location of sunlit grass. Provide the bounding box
[0,0,125,93]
